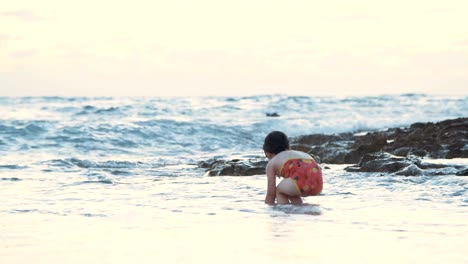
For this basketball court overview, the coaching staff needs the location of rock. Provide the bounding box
[290,143,314,154]
[456,168,468,176]
[349,152,413,173]
[202,158,268,176]
[358,152,405,165]
[345,152,407,173]
[243,166,267,175]
[290,144,322,163]
[414,160,450,170]
[384,117,468,158]
[291,117,467,164]
[198,117,467,176]
[344,132,387,164]
[352,132,388,152]
[344,151,466,176]
[395,164,424,176]
[291,134,352,146]
[351,158,411,173]
[393,147,411,157]
[197,160,214,169]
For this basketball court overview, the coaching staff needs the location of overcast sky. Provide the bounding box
[1,0,467,97]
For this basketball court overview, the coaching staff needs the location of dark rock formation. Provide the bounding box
[345,152,411,173]
[290,134,354,164]
[344,152,463,176]
[199,158,267,176]
[291,117,468,163]
[383,118,468,158]
[266,112,280,117]
[198,118,467,176]
[456,168,468,176]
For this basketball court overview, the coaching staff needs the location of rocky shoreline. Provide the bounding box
[199,117,468,176]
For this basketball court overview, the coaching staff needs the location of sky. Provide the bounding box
[0,0,467,97]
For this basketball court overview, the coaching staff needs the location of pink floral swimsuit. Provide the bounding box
[279,158,323,196]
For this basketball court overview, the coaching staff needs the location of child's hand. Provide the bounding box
[265,195,275,205]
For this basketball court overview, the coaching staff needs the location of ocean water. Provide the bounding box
[0,94,467,264]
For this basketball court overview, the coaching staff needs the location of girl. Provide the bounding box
[263,131,323,204]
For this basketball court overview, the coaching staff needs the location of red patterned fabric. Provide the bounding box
[280,159,323,196]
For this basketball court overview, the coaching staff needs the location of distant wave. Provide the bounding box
[48,158,143,169]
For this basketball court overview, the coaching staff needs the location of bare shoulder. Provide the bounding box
[271,150,310,169]
[278,150,312,160]
[267,155,282,172]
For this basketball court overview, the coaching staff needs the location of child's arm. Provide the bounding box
[264,162,276,204]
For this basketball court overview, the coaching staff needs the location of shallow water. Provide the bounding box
[0,95,467,263]
[1,167,467,264]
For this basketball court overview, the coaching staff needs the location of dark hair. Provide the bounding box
[263,131,290,154]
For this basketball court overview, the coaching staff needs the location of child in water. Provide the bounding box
[263,131,323,204]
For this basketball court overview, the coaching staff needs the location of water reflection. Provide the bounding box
[269,203,322,216]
